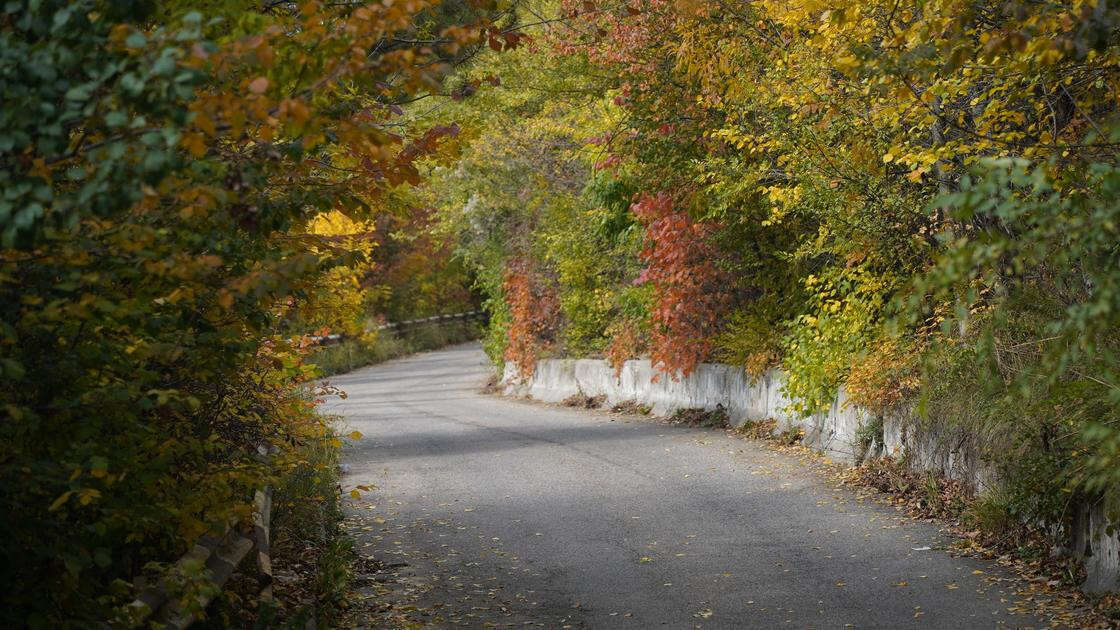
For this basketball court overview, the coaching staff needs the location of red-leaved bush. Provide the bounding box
[503,259,560,379]
[631,191,728,378]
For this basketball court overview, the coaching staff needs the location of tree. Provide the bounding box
[0,0,513,623]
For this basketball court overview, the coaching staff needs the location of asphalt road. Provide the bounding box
[323,342,1045,629]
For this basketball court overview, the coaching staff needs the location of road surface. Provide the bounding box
[323,342,1044,629]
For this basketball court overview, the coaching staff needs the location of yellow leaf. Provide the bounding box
[49,491,73,511]
[882,153,894,163]
[181,132,206,158]
[350,489,361,499]
[348,430,363,440]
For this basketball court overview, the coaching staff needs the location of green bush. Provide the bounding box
[917,291,1111,533]
[781,263,900,416]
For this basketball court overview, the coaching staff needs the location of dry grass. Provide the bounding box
[562,393,606,409]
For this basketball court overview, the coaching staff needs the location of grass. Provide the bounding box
[562,393,607,408]
[309,320,483,377]
[609,400,652,415]
[266,426,352,628]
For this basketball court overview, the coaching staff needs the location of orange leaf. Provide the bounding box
[182,132,206,158]
[217,290,234,309]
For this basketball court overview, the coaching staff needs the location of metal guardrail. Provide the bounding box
[312,309,487,346]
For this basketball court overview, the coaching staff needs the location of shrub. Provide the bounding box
[0,1,494,623]
[631,192,730,379]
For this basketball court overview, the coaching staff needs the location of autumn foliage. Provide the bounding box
[0,0,509,623]
[605,318,646,378]
[503,259,560,379]
[631,192,728,378]
[427,0,1120,542]
[8,0,1120,618]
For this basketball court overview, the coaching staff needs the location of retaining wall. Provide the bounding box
[502,356,1119,592]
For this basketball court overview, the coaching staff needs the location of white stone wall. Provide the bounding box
[502,356,1119,592]
[505,358,901,465]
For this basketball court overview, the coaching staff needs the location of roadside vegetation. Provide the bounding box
[4,0,1120,624]
[201,423,351,628]
[2,1,486,624]
[408,0,1120,576]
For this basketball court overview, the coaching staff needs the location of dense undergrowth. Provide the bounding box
[201,424,352,629]
[2,1,487,625]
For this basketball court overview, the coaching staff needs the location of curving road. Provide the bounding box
[323,342,1044,629]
